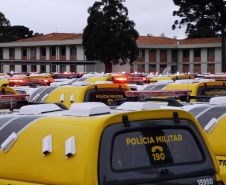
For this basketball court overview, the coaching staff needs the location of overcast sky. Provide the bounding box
[1,0,187,39]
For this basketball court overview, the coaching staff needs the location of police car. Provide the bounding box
[30,83,131,108]
[116,89,226,184]
[0,101,222,185]
[162,80,226,102]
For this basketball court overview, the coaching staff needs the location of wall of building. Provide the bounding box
[112,62,130,73]
[0,37,224,74]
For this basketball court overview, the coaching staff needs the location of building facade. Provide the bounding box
[0,33,223,74]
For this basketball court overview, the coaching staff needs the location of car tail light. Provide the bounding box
[218,181,225,185]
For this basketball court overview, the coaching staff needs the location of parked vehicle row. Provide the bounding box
[0,72,225,184]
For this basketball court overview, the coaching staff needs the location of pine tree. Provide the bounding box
[172,0,222,38]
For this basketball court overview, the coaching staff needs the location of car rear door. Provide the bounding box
[99,118,218,185]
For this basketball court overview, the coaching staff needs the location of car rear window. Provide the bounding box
[84,88,127,105]
[99,118,216,185]
[197,85,226,102]
[112,128,203,171]
[200,88,226,96]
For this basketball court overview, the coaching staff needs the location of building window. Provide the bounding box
[31,65,37,72]
[70,45,77,55]
[138,49,145,58]
[149,64,156,68]
[137,64,145,68]
[21,47,27,57]
[0,48,3,59]
[40,65,46,73]
[9,48,15,57]
[183,49,189,58]
[50,46,56,56]
[172,49,178,58]
[60,65,66,73]
[149,49,156,53]
[207,48,215,57]
[70,65,76,72]
[30,47,36,57]
[160,49,167,53]
[40,47,46,56]
[60,46,66,56]
[194,49,201,57]
[51,65,56,72]
[22,65,27,72]
[10,64,15,72]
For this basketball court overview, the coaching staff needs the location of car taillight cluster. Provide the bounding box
[217,181,225,185]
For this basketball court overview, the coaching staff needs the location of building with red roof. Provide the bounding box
[0,33,223,74]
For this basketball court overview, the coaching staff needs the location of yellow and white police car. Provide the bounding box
[0,101,222,185]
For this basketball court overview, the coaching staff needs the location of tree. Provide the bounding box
[0,25,40,42]
[0,12,43,42]
[0,12,10,27]
[172,0,222,38]
[83,0,139,73]
[172,0,226,71]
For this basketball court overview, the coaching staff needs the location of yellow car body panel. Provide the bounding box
[0,79,9,87]
[163,81,226,102]
[23,74,53,79]
[85,77,110,83]
[0,87,18,94]
[45,84,131,108]
[0,109,220,184]
[217,156,226,183]
[201,115,226,183]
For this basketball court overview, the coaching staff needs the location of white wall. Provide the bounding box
[3,48,9,59]
[112,63,130,73]
[3,65,9,73]
[77,45,85,60]
[77,65,85,73]
[15,48,21,59]
[46,46,50,60]
[15,65,21,72]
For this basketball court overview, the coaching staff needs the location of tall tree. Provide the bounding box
[172,0,226,71]
[83,0,139,73]
[0,12,10,27]
[172,0,221,38]
[0,12,43,42]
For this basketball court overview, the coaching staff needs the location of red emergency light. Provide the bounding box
[203,75,226,80]
[0,94,30,109]
[8,78,54,86]
[113,77,152,83]
[125,89,192,98]
[52,73,84,79]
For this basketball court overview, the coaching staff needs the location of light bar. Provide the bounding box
[113,77,152,83]
[125,90,192,98]
[203,76,226,80]
[52,73,84,78]
[8,78,54,86]
[0,94,30,109]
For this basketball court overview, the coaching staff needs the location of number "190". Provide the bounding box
[152,153,165,161]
